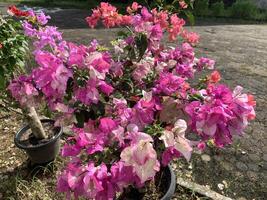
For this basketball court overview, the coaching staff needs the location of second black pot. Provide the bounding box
[14,119,63,165]
[161,165,176,200]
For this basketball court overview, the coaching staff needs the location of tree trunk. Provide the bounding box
[25,106,47,139]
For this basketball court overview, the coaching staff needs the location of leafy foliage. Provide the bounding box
[210,1,225,17]
[230,0,258,19]
[0,15,28,91]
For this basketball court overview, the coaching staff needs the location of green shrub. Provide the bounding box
[230,0,258,19]
[0,15,28,92]
[194,0,209,16]
[210,1,225,17]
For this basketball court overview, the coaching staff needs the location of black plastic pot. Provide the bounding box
[14,119,63,165]
[117,165,176,200]
[161,165,176,200]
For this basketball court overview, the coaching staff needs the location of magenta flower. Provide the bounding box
[33,51,72,100]
[36,11,51,25]
[155,72,185,95]
[197,57,215,70]
[99,117,117,133]
[99,81,114,96]
[74,79,99,105]
[8,75,39,106]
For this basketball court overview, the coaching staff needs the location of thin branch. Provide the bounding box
[0,102,23,115]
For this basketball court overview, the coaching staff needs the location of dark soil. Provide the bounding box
[19,122,59,147]
[118,167,167,200]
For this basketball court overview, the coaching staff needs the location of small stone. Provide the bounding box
[201,154,211,162]
[248,154,260,162]
[188,164,192,170]
[247,163,259,172]
[261,162,267,170]
[214,155,223,162]
[262,154,267,161]
[247,171,258,181]
[236,162,248,171]
[222,180,228,188]
[221,161,233,171]
[217,183,224,190]
[241,151,247,155]
[237,197,247,200]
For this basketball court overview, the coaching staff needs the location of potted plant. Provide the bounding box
[8,2,256,199]
[4,6,63,165]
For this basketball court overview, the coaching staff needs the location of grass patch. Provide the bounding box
[1,157,66,200]
[193,0,267,22]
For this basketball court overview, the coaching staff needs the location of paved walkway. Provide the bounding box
[1,4,267,199]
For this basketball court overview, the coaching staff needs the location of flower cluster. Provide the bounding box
[185,85,256,147]
[8,3,256,200]
[86,2,199,46]
[7,5,30,17]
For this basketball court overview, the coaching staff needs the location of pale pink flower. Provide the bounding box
[160,119,193,161]
[121,140,160,183]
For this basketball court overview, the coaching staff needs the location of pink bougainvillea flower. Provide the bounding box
[182,30,200,45]
[160,119,193,162]
[8,75,39,106]
[74,78,99,105]
[110,161,135,191]
[197,142,206,151]
[155,72,186,95]
[127,2,142,14]
[99,117,117,133]
[130,91,161,129]
[168,14,185,41]
[126,124,153,145]
[36,11,51,25]
[179,1,188,9]
[161,146,181,166]
[99,81,114,96]
[67,42,87,67]
[83,163,104,198]
[22,21,36,37]
[132,58,154,83]
[208,70,221,83]
[121,140,160,184]
[197,57,215,70]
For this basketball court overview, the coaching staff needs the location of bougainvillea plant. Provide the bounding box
[8,2,256,200]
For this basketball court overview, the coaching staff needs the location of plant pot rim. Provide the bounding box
[14,119,63,150]
[160,165,176,200]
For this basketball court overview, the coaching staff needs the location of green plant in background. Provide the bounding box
[230,0,258,19]
[194,0,209,16]
[0,15,28,94]
[210,0,225,17]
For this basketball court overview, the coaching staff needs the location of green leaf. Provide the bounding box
[0,75,6,90]
[75,110,86,128]
[184,10,195,25]
[135,33,148,61]
[117,30,129,38]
